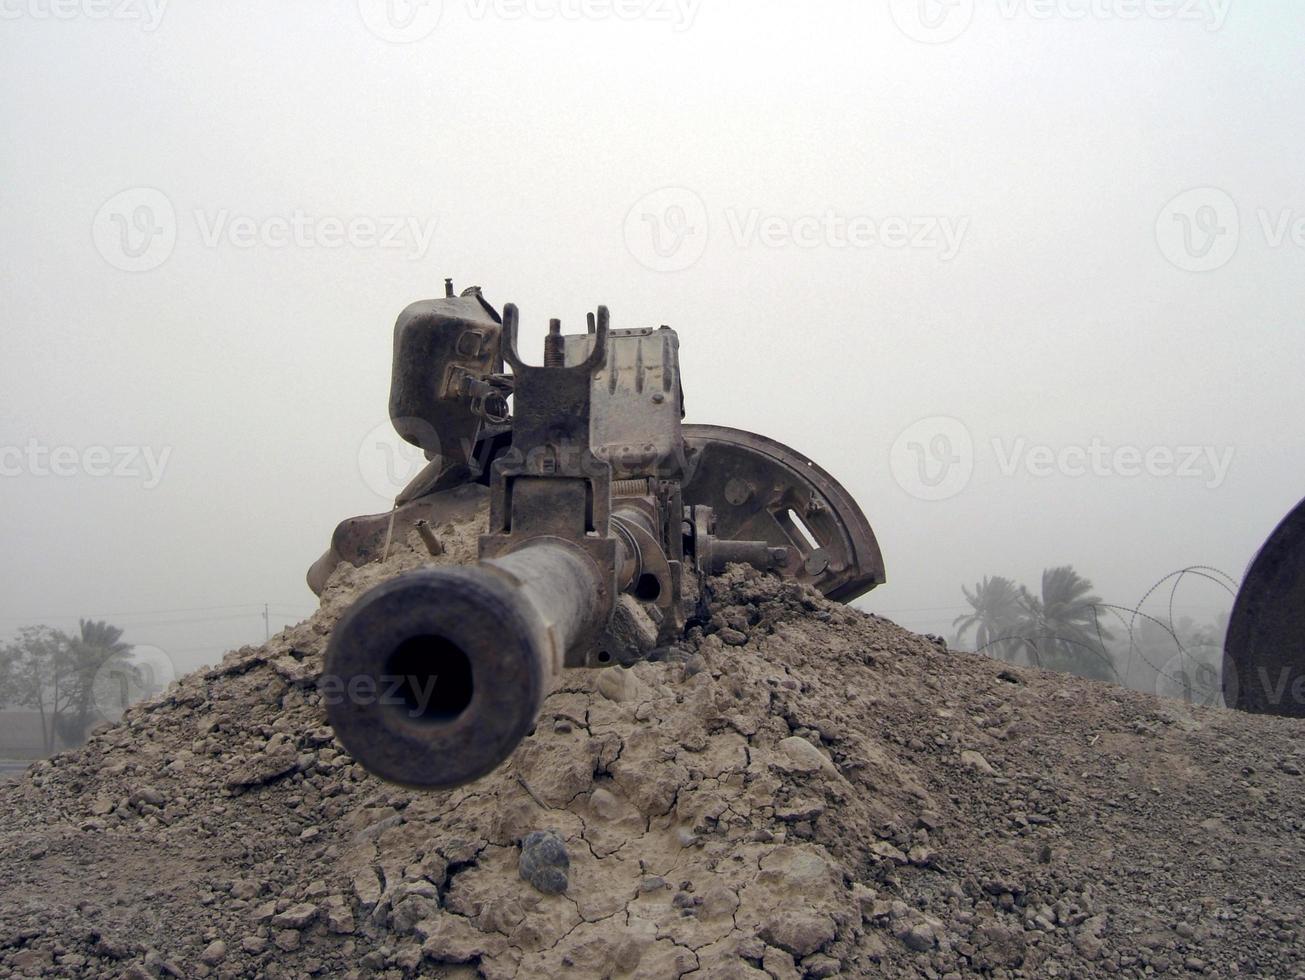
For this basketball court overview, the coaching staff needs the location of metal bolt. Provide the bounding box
[724,479,753,506]
[544,318,564,368]
[804,550,830,576]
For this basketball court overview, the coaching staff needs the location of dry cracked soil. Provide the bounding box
[1,510,1303,979]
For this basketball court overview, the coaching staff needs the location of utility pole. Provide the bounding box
[263,603,270,642]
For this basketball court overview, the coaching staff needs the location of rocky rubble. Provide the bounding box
[1,512,1303,978]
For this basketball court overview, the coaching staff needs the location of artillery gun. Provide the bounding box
[312,283,884,789]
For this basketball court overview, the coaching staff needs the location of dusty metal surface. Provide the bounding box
[319,285,887,789]
[1224,495,1305,717]
[682,424,885,603]
[305,483,489,596]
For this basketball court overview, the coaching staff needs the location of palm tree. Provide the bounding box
[954,576,1023,659]
[58,619,134,744]
[1016,567,1117,682]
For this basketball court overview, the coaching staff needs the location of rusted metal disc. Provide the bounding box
[681,424,885,603]
[1224,496,1305,716]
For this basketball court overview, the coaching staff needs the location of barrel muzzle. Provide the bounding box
[324,565,553,790]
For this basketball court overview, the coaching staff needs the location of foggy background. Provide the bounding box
[2,0,1302,686]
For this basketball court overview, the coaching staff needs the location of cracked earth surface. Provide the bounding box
[1,510,1303,978]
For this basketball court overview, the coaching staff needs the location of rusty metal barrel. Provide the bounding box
[323,540,608,790]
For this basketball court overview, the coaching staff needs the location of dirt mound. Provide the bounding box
[1,513,1304,979]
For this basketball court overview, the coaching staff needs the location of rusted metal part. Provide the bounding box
[414,520,444,557]
[1224,496,1305,716]
[319,285,887,789]
[325,541,604,789]
[478,304,620,667]
[389,288,506,480]
[306,484,487,595]
[681,425,885,603]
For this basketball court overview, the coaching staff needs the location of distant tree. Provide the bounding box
[0,621,136,754]
[0,648,14,707]
[58,620,134,745]
[0,627,78,754]
[1016,566,1117,682]
[954,576,1023,658]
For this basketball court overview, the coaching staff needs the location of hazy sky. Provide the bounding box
[2,1,1302,677]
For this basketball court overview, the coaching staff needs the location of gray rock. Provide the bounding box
[759,911,837,957]
[326,906,357,935]
[225,747,300,790]
[241,936,268,955]
[390,895,439,934]
[801,952,842,977]
[199,940,227,965]
[776,736,836,775]
[274,929,301,952]
[519,830,570,895]
[589,787,621,820]
[271,903,319,929]
[131,786,166,807]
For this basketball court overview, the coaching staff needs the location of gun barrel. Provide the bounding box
[324,541,606,789]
